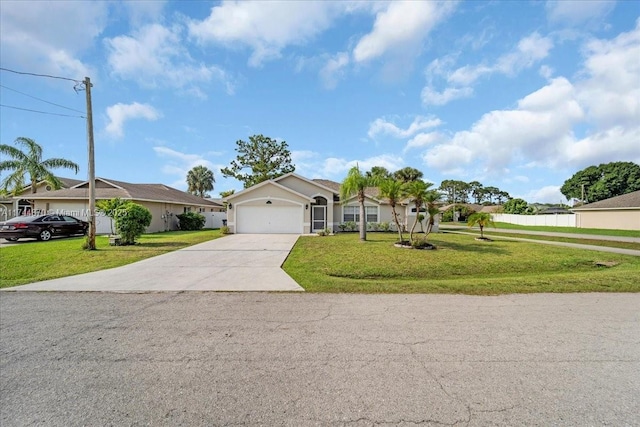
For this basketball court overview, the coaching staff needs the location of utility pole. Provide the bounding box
[84,77,96,250]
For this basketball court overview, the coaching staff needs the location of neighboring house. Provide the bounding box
[22,178,224,234]
[1,177,83,220]
[571,190,640,231]
[224,173,435,234]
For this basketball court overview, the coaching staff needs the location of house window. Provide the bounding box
[343,206,358,222]
[343,206,378,223]
[184,207,192,213]
[366,206,378,223]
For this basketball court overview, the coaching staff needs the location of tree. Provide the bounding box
[114,202,152,245]
[424,190,442,235]
[378,178,407,244]
[366,166,392,180]
[496,191,511,204]
[483,186,500,204]
[96,198,129,235]
[404,180,434,244]
[393,167,423,183]
[439,180,470,204]
[503,198,530,214]
[468,181,484,204]
[221,134,295,188]
[467,212,495,239]
[560,162,640,204]
[0,137,79,195]
[186,165,215,198]
[340,166,379,242]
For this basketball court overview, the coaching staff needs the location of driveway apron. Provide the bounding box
[5,234,304,292]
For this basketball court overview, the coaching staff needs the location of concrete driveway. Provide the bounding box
[5,234,304,292]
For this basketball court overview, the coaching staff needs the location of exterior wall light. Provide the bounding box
[266,200,272,204]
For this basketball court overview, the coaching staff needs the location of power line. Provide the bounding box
[0,84,85,114]
[0,67,81,83]
[0,104,85,119]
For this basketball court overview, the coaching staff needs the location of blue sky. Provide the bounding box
[1,0,639,203]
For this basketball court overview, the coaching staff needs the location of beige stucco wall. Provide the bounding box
[31,199,211,234]
[227,183,311,233]
[277,176,336,232]
[576,210,640,231]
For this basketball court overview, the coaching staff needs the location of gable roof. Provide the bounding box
[571,190,640,211]
[24,177,220,207]
[311,178,381,199]
[224,179,314,202]
[274,173,339,194]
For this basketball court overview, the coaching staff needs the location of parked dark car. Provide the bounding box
[0,214,89,242]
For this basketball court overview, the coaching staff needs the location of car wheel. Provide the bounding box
[38,229,53,241]
[5,237,19,242]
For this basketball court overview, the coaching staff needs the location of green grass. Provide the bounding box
[449,222,640,238]
[0,230,223,288]
[283,233,640,294]
[456,230,640,251]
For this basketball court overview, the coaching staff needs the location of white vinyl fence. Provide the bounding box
[491,213,576,227]
[203,211,227,229]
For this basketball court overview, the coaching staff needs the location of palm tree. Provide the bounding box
[393,166,423,183]
[378,177,406,243]
[424,190,442,235]
[404,180,433,243]
[0,137,79,195]
[186,165,215,198]
[340,166,379,242]
[467,212,495,239]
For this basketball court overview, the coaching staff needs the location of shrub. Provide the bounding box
[379,222,391,232]
[367,222,379,232]
[338,223,347,232]
[177,211,206,231]
[411,237,435,250]
[317,228,331,236]
[345,221,357,231]
[115,202,152,245]
[220,225,231,234]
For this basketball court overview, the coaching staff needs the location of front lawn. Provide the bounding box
[0,230,223,288]
[283,233,640,294]
[443,222,640,238]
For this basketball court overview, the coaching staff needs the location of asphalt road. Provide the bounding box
[1,292,639,426]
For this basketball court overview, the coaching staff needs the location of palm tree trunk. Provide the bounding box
[358,192,366,241]
[391,205,403,243]
[480,224,484,239]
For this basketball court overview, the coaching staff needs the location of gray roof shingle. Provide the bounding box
[26,177,220,207]
[571,190,640,210]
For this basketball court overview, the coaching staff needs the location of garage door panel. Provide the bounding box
[236,205,302,234]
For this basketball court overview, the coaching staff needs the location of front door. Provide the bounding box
[312,206,326,232]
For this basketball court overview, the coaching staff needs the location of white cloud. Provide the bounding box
[319,52,350,89]
[290,151,405,180]
[577,19,640,129]
[546,0,615,27]
[106,24,233,95]
[0,1,106,78]
[523,185,564,204]
[419,22,640,179]
[423,32,553,106]
[321,154,405,177]
[105,102,161,138]
[153,146,225,190]
[421,85,474,106]
[188,1,342,67]
[368,116,442,139]
[352,1,455,63]
[404,132,443,152]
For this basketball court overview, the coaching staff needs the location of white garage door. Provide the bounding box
[236,205,302,234]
